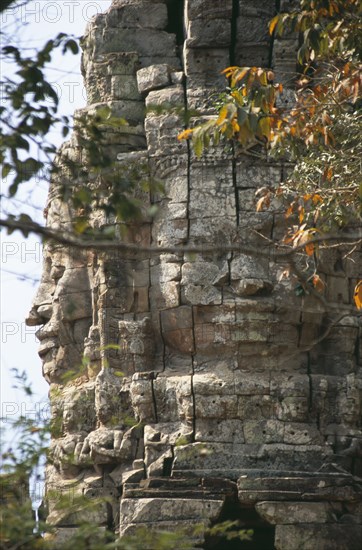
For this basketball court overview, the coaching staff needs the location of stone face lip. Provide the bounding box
[30,0,362,548]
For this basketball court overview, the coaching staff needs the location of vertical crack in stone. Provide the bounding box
[190,305,197,443]
[151,372,159,423]
[158,310,166,373]
[232,145,240,226]
[230,0,240,66]
[181,2,192,242]
[307,352,313,415]
[268,0,281,69]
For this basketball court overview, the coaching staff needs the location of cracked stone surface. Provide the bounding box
[27,1,362,547]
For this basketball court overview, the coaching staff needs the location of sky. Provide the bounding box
[0,0,112,477]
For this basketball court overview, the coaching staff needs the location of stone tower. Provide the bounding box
[27,1,362,548]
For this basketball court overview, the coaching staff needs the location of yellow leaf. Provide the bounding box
[256,193,270,212]
[231,119,240,132]
[305,242,315,256]
[285,204,294,218]
[258,116,271,139]
[269,15,279,35]
[232,67,250,87]
[177,128,193,141]
[312,194,323,205]
[221,66,239,76]
[312,274,325,293]
[216,105,229,125]
[298,206,305,224]
[354,281,362,310]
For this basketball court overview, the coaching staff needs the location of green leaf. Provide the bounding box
[8,182,19,197]
[63,39,79,55]
[258,116,271,139]
[2,164,12,179]
[193,132,204,158]
[237,108,248,127]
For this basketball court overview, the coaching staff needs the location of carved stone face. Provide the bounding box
[26,197,93,384]
[28,0,362,544]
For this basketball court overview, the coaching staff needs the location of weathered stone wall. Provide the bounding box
[27,1,362,548]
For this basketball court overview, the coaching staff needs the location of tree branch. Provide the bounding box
[1,216,360,258]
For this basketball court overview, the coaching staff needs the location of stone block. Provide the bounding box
[189,215,236,239]
[326,275,350,304]
[161,305,193,331]
[234,371,270,395]
[283,423,323,445]
[106,3,168,29]
[238,471,362,504]
[256,501,342,525]
[181,261,220,286]
[150,281,180,310]
[190,161,234,191]
[109,99,145,121]
[154,201,187,220]
[152,218,188,246]
[45,526,107,546]
[231,278,273,297]
[195,419,245,443]
[145,86,185,107]
[151,262,181,285]
[276,397,310,422]
[186,0,233,20]
[163,329,195,354]
[130,377,156,422]
[238,395,275,420]
[104,52,140,75]
[238,0,276,16]
[187,19,231,48]
[95,28,177,58]
[189,188,236,218]
[270,374,309,398]
[181,284,222,306]
[193,304,235,325]
[193,372,234,396]
[137,64,171,94]
[235,160,281,190]
[162,175,188,203]
[243,420,284,444]
[111,75,141,100]
[120,497,224,524]
[234,43,271,68]
[274,524,362,550]
[195,394,238,419]
[153,375,193,423]
[236,15,270,43]
[184,46,229,88]
[230,254,269,281]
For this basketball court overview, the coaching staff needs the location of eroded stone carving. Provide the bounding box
[27,1,362,547]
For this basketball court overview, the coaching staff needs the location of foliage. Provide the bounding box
[0,33,79,195]
[0,17,162,241]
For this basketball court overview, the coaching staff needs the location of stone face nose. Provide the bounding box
[25,306,44,326]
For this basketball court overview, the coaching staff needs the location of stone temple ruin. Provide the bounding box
[26,1,362,548]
